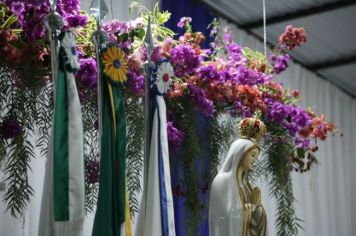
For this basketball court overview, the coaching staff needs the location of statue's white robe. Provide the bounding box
[209,139,255,236]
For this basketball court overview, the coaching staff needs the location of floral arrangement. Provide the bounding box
[0,1,336,235]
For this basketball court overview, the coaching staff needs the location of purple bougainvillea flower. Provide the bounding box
[170,44,201,77]
[177,17,192,28]
[86,159,100,184]
[1,116,22,139]
[167,121,185,153]
[76,58,97,88]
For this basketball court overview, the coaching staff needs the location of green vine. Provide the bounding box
[81,86,99,213]
[168,98,201,234]
[166,98,236,234]
[204,116,234,185]
[0,67,11,167]
[124,96,144,218]
[35,81,53,157]
[253,118,302,236]
[0,63,47,217]
[3,134,34,217]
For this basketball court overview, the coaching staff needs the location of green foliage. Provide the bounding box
[0,64,48,217]
[129,2,175,44]
[243,47,267,63]
[81,87,99,213]
[254,118,303,236]
[167,99,235,234]
[0,67,11,167]
[204,115,234,185]
[0,60,100,216]
[167,98,200,234]
[243,48,273,73]
[35,82,53,157]
[124,96,144,218]
[178,100,201,234]
[3,135,34,217]
[0,3,21,30]
[76,13,96,57]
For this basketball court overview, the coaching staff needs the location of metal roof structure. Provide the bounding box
[199,0,356,97]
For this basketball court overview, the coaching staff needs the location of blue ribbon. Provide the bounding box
[150,60,170,236]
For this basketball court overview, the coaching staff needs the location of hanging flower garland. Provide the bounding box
[0,2,338,235]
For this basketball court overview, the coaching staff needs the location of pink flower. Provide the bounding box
[4,45,24,64]
[151,46,163,63]
[292,89,300,98]
[279,25,307,50]
[128,53,142,72]
[177,17,192,28]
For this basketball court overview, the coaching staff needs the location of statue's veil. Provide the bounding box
[209,138,255,236]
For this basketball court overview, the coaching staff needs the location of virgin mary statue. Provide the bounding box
[209,117,267,236]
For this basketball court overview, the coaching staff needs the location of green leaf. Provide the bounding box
[1,14,18,29]
[153,3,159,19]
[296,148,305,158]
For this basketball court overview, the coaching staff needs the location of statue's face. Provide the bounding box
[241,147,260,171]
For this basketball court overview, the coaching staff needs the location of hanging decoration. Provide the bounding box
[0,2,337,236]
[92,45,132,236]
[136,59,176,236]
[38,30,85,236]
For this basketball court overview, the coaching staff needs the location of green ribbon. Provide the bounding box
[53,56,69,221]
[92,76,127,236]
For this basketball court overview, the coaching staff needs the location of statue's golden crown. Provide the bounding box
[239,117,267,141]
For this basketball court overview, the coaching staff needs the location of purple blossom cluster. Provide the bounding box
[1,116,22,139]
[188,85,216,117]
[265,100,312,148]
[177,17,192,29]
[233,101,253,118]
[151,46,163,63]
[234,66,273,85]
[3,0,50,41]
[86,159,100,184]
[102,18,143,43]
[102,20,130,43]
[56,0,88,28]
[269,53,290,74]
[76,57,97,88]
[226,43,243,62]
[266,101,312,132]
[198,63,272,85]
[222,30,233,43]
[198,65,220,81]
[126,70,144,96]
[3,0,87,41]
[170,44,201,77]
[222,30,246,64]
[167,121,185,153]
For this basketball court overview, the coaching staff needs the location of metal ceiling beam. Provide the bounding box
[199,0,275,48]
[308,54,356,70]
[240,0,356,29]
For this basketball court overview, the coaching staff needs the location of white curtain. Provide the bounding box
[220,19,356,236]
[1,2,355,236]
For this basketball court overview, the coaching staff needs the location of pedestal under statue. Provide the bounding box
[209,117,267,236]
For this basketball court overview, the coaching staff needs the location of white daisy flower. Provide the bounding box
[61,31,80,71]
[155,61,174,94]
